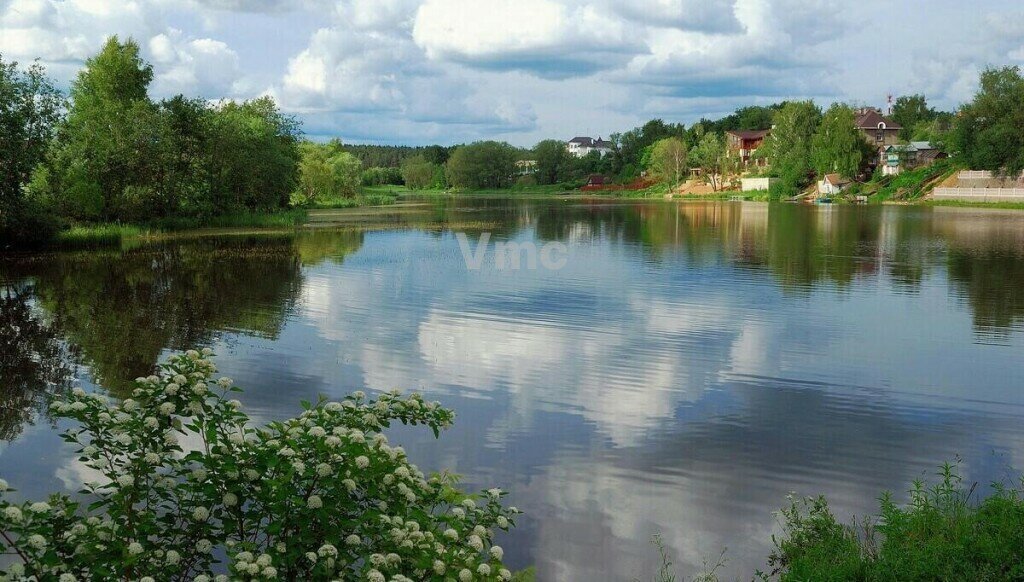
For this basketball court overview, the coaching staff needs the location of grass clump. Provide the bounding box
[55,224,153,250]
[309,191,399,208]
[149,209,309,230]
[766,462,1024,581]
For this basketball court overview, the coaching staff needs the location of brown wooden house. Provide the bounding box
[855,108,901,148]
[726,129,769,167]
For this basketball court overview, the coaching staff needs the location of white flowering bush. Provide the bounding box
[0,350,519,581]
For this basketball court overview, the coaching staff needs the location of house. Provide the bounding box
[515,159,537,176]
[855,108,901,148]
[586,174,607,187]
[818,173,851,196]
[726,129,769,167]
[567,136,613,157]
[880,141,947,176]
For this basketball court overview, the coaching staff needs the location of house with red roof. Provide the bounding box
[726,129,769,167]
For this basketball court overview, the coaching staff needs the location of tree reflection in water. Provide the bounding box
[0,286,76,440]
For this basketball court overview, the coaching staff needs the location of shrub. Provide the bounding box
[766,462,1024,581]
[0,196,60,249]
[0,350,519,580]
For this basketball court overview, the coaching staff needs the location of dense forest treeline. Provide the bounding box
[2,35,1024,248]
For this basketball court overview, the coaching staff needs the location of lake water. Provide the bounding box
[3,198,1024,580]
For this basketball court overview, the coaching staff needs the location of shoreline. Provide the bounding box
[31,193,1024,253]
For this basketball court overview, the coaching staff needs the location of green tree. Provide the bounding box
[611,119,685,179]
[445,141,519,189]
[647,137,688,187]
[294,141,361,204]
[159,96,215,216]
[891,94,936,141]
[761,100,822,192]
[811,104,873,180]
[690,133,730,191]
[32,36,179,221]
[401,154,437,189]
[532,139,571,185]
[910,111,954,147]
[360,167,403,186]
[0,57,64,247]
[206,97,300,212]
[952,66,1024,177]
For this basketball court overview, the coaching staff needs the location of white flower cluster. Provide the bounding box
[0,350,520,581]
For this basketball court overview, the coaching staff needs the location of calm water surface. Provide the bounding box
[3,199,1024,580]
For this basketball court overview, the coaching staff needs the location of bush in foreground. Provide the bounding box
[766,462,1024,580]
[0,350,519,580]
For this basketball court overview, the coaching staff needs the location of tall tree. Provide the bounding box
[761,100,822,191]
[33,36,175,221]
[952,66,1024,177]
[206,96,300,211]
[532,139,571,185]
[891,94,936,141]
[811,104,873,179]
[0,57,63,246]
[647,137,689,187]
[445,141,518,189]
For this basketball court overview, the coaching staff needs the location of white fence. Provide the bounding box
[958,170,994,180]
[933,187,1024,202]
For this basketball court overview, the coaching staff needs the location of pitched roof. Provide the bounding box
[855,109,901,130]
[592,138,613,148]
[726,129,770,139]
[568,137,593,145]
[910,141,937,151]
[885,144,918,153]
[823,173,851,186]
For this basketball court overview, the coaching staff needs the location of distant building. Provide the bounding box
[515,159,537,176]
[567,136,613,157]
[855,108,901,148]
[818,173,852,195]
[880,141,947,176]
[586,174,607,186]
[726,129,769,167]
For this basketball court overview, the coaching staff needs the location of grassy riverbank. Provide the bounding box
[922,199,1024,210]
[53,209,309,250]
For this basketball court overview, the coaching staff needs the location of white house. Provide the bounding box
[818,173,851,196]
[567,136,613,157]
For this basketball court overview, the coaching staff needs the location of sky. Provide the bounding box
[1,0,1023,146]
